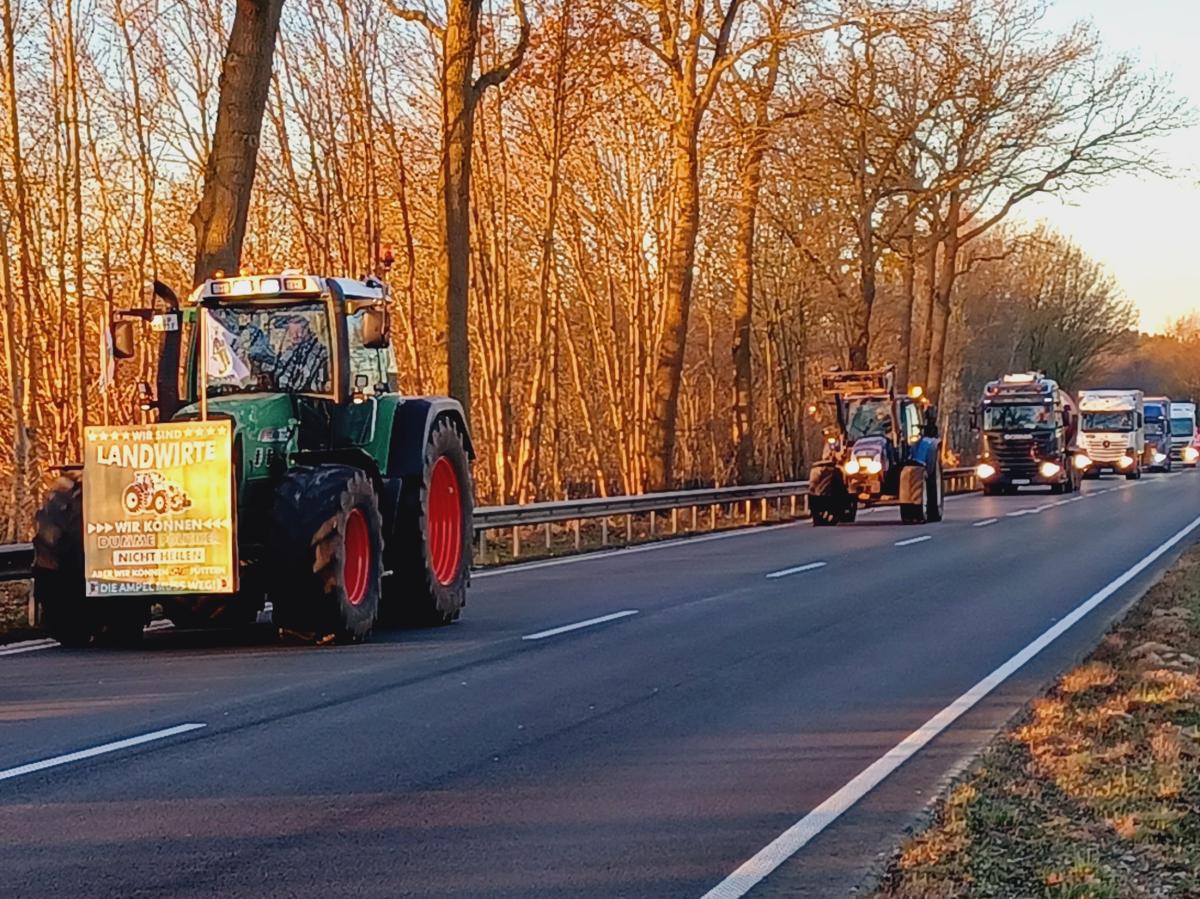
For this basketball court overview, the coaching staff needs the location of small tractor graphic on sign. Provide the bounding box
[122,471,192,515]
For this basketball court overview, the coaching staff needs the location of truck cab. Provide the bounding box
[1143,397,1172,471]
[1076,389,1145,479]
[1169,400,1198,467]
[974,372,1077,495]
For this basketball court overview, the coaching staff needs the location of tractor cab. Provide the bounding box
[807,366,943,526]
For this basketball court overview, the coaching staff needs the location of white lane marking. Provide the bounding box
[1006,508,1037,517]
[766,562,827,580]
[894,535,932,547]
[972,518,998,528]
[699,512,1200,899]
[0,638,58,657]
[0,723,207,783]
[0,619,177,659]
[522,610,639,641]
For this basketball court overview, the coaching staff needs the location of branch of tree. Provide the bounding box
[476,0,531,93]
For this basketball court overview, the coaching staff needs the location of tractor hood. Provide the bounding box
[173,393,298,481]
[849,435,889,461]
[174,393,296,436]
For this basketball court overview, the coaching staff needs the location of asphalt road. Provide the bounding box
[2,470,1198,898]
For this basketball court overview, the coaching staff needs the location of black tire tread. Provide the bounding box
[272,465,382,642]
[382,417,473,627]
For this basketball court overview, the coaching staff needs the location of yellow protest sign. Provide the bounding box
[83,421,236,596]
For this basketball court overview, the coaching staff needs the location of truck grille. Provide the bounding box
[985,434,1050,476]
[1081,435,1129,462]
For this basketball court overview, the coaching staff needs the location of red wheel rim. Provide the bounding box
[343,508,371,606]
[428,456,463,586]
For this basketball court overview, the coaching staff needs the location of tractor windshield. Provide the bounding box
[982,404,1054,431]
[844,397,894,442]
[203,303,333,396]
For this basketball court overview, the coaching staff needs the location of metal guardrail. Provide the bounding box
[0,469,978,579]
[0,543,33,583]
[476,467,978,560]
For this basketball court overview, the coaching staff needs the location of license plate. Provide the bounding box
[1012,478,1030,485]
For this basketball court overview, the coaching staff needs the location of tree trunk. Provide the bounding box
[927,191,961,405]
[897,214,917,390]
[731,142,763,484]
[647,109,701,491]
[913,233,938,386]
[441,0,480,420]
[190,0,285,285]
[850,203,875,370]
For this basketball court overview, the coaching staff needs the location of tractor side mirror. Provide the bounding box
[361,307,390,349]
[923,405,940,438]
[111,319,136,359]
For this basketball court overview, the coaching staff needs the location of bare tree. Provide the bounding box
[192,0,287,284]
[388,0,530,422]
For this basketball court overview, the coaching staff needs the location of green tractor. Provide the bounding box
[32,271,474,646]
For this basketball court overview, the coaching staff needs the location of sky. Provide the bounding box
[1016,0,1199,334]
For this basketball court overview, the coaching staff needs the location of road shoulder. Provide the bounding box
[871,545,1200,898]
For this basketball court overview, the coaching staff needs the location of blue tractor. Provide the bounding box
[807,366,943,526]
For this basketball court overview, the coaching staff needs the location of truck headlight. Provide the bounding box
[1039,461,1060,478]
[843,459,860,475]
[1073,454,1091,470]
[1117,455,1133,469]
[976,462,996,480]
[1154,452,1167,464]
[1186,447,1199,463]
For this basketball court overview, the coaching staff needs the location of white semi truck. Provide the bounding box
[1169,400,1198,467]
[1075,389,1145,479]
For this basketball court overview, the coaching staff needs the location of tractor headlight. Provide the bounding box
[1039,461,1060,478]
[843,458,861,475]
[1117,455,1133,469]
[976,462,996,480]
[862,457,883,475]
[1073,454,1092,470]
[1186,447,1199,463]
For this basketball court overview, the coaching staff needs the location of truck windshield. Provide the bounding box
[982,404,1054,431]
[1082,411,1135,432]
[203,302,333,396]
[1146,420,1165,436]
[1171,417,1195,436]
[844,397,894,442]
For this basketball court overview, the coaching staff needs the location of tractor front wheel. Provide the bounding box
[382,418,473,627]
[271,465,383,642]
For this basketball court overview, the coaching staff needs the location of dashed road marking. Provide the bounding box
[766,562,827,580]
[0,723,207,783]
[522,610,640,641]
[894,535,932,547]
[972,518,998,528]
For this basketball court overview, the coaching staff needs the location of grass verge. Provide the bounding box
[872,544,1200,899]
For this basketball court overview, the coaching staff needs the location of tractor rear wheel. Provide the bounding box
[271,465,383,642]
[33,471,147,647]
[383,418,473,626]
[925,459,944,522]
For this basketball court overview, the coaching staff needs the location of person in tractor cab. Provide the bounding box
[272,314,330,393]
